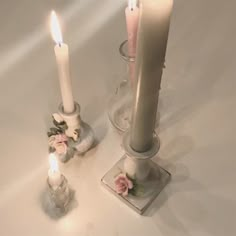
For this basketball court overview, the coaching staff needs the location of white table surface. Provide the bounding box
[0,0,235,235]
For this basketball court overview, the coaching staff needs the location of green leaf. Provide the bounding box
[128,184,144,197]
[49,147,55,153]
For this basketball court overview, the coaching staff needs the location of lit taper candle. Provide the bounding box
[130,0,173,152]
[48,153,63,188]
[50,11,75,114]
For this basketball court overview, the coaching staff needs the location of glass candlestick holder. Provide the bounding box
[47,175,71,211]
[107,40,135,133]
[41,175,75,219]
[108,41,165,133]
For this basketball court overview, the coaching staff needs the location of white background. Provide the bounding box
[0,0,235,235]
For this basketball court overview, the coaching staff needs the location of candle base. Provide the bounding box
[101,133,171,215]
[47,102,95,162]
[41,175,76,218]
[101,156,170,215]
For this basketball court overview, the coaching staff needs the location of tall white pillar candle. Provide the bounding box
[130,0,173,152]
[50,11,75,114]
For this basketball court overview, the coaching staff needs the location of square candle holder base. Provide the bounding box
[101,156,171,215]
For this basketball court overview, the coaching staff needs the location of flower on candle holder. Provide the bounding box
[48,133,72,162]
[47,113,94,162]
[48,133,68,154]
[114,173,134,196]
[48,133,67,145]
[54,141,67,155]
[55,133,68,143]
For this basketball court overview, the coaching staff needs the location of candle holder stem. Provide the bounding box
[58,103,81,138]
[47,101,95,162]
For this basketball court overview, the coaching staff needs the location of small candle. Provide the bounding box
[48,153,62,188]
[50,11,75,114]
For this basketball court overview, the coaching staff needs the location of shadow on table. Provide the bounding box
[143,136,236,236]
[143,135,193,213]
[144,179,236,236]
[156,19,230,135]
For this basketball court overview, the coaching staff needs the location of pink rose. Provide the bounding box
[48,134,68,154]
[54,134,68,143]
[115,173,133,196]
[54,142,67,154]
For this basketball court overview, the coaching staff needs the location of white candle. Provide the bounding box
[48,153,62,188]
[50,11,75,114]
[125,0,140,57]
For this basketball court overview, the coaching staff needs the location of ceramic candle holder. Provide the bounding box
[47,102,95,162]
[101,132,171,215]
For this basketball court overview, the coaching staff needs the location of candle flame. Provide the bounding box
[50,10,63,45]
[128,0,137,10]
[49,153,59,172]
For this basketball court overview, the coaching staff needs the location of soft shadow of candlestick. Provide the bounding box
[151,181,236,236]
[155,135,194,173]
[157,41,229,134]
[143,136,193,216]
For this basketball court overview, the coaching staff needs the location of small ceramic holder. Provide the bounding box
[47,102,95,162]
[101,132,171,215]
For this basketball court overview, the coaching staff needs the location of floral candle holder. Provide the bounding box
[101,132,171,215]
[47,102,95,162]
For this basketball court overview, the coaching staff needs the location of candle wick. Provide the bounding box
[58,42,62,47]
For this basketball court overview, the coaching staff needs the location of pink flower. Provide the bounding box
[115,173,133,196]
[48,134,68,154]
[54,134,68,143]
[54,142,67,154]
